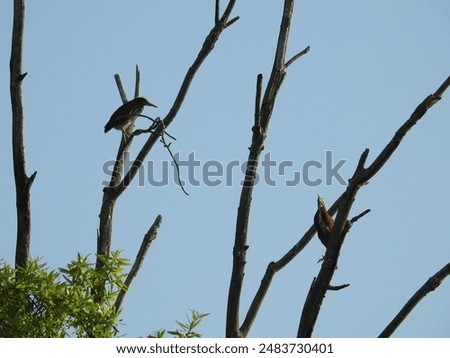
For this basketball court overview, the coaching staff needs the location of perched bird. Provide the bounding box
[104,97,157,135]
[314,195,334,248]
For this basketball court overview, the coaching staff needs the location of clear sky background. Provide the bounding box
[1,1,450,338]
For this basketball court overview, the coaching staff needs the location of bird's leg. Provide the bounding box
[121,128,129,142]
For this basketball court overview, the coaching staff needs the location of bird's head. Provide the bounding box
[135,97,157,108]
[317,195,326,210]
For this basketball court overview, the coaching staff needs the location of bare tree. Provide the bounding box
[6,0,450,337]
[224,0,450,338]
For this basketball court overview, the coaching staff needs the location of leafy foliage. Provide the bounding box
[148,309,209,338]
[0,252,128,337]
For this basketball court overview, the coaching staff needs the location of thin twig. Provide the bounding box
[328,284,350,291]
[350,209,371,224]
[159,126,189,196]
[225,16,240,28]
[285,45,310,68]
[117,115,160,152]
[137,114,177,140]
[114,115,187,196]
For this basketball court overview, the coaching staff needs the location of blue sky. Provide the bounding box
[1,1,450,337]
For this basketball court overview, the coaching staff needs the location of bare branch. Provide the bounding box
[115,215,163,312]
[379,262,450,338]
[285,45,310,69]
[107,1,238,199]
[350,209,371,224]
[134,64,141,98]
[227,0,297,338]
[362,76,450,183]
[215,0,220,24]
[328,284,350,291]
[114,74,128,103]
[114,115,159,160]
[97,70,142,270]
[297,75,450,337]
[297,170,359,337]
[240,261,277,336]
[242,75,450,337]
[97,2,239,287]
[159,127,189,196]
[355,148,369,174]
[10,0,35,268]
[220,0,238,24]
[17,72,27,81]
[434,75,450,98]
[241,226,317,337]
[254,74,263,128]
[115,117,187,196]
[225,16,240,28]
[109,73,138,188]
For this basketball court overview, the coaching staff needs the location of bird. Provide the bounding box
[104,97,157,135]
[313,195,334,248]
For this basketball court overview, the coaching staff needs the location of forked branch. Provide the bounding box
[227,0,310,338]
[96,1,238,302]
[241,74,450,337]
[297,75,450,337]
[105,0,239,200]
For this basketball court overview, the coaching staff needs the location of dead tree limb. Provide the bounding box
[297,150,368,337]
[237,75,450,338]
[96,1,238,295]
[10,0,36,268]
[227,0,310,337]
[296,76,450,337]
[96,68,141,270]
[104,0,239,200]
[114,215,162,312]
[379,262,450,338]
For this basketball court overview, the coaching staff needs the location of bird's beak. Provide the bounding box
[146,102,157,108]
